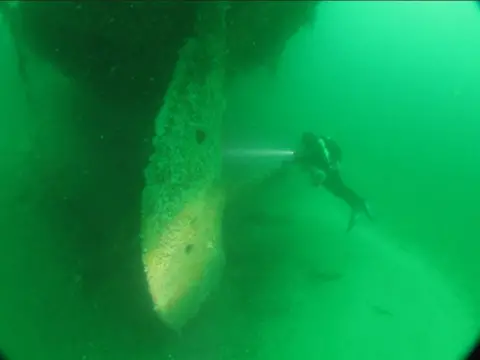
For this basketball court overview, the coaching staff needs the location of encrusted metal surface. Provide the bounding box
[140,4,228,330]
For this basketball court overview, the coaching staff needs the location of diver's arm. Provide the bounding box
[309,168,326,187]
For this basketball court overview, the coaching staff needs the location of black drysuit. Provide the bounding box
[294,132,370,231]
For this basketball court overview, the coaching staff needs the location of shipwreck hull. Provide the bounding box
[3,1,318,331]
[140,4,228,330]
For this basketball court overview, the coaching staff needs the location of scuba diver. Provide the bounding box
[290,131,373,231]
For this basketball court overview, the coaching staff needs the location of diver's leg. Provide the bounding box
[323,171,362,208]
[323,171,372,231]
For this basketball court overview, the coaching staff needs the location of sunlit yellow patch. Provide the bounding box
[141,186,225,330]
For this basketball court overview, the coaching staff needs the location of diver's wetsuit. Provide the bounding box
[322,170,366,213]
[294,132,371,231]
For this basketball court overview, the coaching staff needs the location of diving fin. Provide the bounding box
[347,210,360,232]
[347,200,373,232]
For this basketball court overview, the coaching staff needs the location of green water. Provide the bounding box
[1,2,480,360]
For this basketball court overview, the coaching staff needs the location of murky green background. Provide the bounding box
[1,2,479,360]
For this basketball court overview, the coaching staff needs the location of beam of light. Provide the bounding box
[224,148,295,159]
